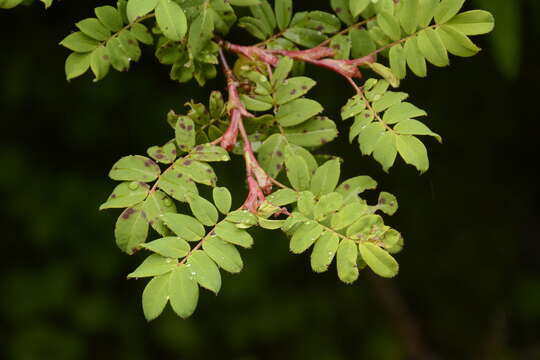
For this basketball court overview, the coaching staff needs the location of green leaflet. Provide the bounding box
[76,18,111,41]
[156,0,188,41]
[336,176,377,203]
[310,159,340,197]
[240,94,273,111]
[202,236,243,273]
[358,242,399,278]
[287,144,318,174]
[446,10,495,35]
[382,228,402,249]
[0,0,23,9]
[336,239,359,283]
[350,0,370,17]
[60,32,100,52]
[175,116,196,151]
[290,221,323,254]
[257,134,287,178]
[143,190,177,235]
[95,6,123,32]
[417,28,449,67]
[434,0,465,25]
[249,0,276,35]
[188,7,214,58]
[394,119,442,143]
[284,148,311,191]
[283,27,327,48]
[131,23,154,45]
[128,254,178,278]
[358,122,385,156]
[106,37,130,72]
[275,77,316,105]
[383,102,427,124]
[389,44,407,80]
[341,95,366,120]
[141,236,190,258]
[350,28,376,58]
[176,159,217,186]
[114,204,149,254]
[417,0,439,28]
[90,45,110,81]
[187,250,221,294]
[396,135,429,173]
[229,0,261,6]
[147,141,177,164]
[398,0,418,34]
[437,25,480,57]
[373,132,397,172]
[126,0,158,23]
[239,16,269,40]
[212,187,232,214]
[169,265,199,319]
[142,272,170,321]
[266,188,297,207]
[215,221,254,248]
[297,191,316,216]
[373,92,408,113]
[283,117,338,147]
[331,201,368,230]
[186,193,219,226]
[162,213,205,241]
[258,218,286,230]
[404,37,427,77]
[99,181,149,210]
[377,10,401,41]
[226,210,258,228]
[377,192,398,216]
[271,56,294,87]
[346,214,384,239]
[191,144,230,162]
[330,0,354,25]
[293,11,341,34]
[274,0,292,30]
[65,52,91,81]
[313,192,344,220]
[157,166,198,202]
[117,30,141,61]
[310,232,339,273]
[330,34,351,59]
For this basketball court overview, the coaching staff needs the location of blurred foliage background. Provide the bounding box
[1,0,539,359]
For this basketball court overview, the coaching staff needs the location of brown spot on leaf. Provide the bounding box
[111,194,117,198]
[184,160,192,166]
[344,184,350,190]
[122,208,136,219]
[187,125,193,131]
[180,123,186,129]
[195,145,204,151]
[276,151,283,157]
[335,7,342,13]
[290,89,297,95]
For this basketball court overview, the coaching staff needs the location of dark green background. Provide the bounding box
[1,1,539,359]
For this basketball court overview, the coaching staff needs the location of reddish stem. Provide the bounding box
[218,47,273,213]
[222,41,376,79]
